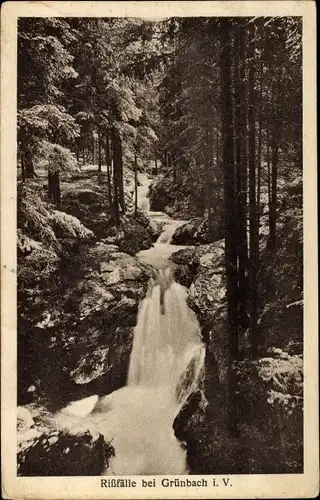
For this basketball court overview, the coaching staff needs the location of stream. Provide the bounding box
[57,173,205,475]
[136,173,189,268]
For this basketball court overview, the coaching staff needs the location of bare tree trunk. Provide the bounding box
[248,23,259,357]
[24,149,35,178]
[163,151,167,169]
[92,132,95,165]
[238,23,249,331]
[134,151,138,217]
[105,131,113,209]
[111,128,120,225]
[48,170,61,206]
[269,81,279,251]
[118,136,126,214]
[266,103,272,231]
[206,128,214,225]
[21,155,26,182]
[257,57,263,234]
[220,18,238,435]
[155,156,158,175]
[216,127,219,165]
[98,127,102,173]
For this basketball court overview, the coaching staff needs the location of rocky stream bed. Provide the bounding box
[17,173,303,475]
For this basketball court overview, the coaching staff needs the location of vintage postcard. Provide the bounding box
[1,1,318,498]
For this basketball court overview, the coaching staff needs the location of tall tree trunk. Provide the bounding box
[21,155,26,182]
[220,18,238,434]
[247,23,259,357]
[163,151,167,169]
[111,128,120,225]
[266,103,272,231]
[257,57,263,234]
[216,127,219,166]
[205,128,213,225]
[105,131,113,209]
[234,28,244,330]
[24,149,35,178]
[134,151,138,217]
[238,23,249,331]
[118,136,126,213]
[98,127,102,173]
[167,152,174,180]
[92,132,95,165]
[154,156,158,175]
[48,170,61,206]
[82,139,86,166]
[269,81,279,251]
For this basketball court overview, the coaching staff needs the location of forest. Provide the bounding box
[17,16,303,476]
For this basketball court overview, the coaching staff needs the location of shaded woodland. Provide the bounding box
[17,16,303,475]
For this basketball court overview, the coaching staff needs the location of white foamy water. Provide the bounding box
[56,173,204,475]
[136,173,189,268]
[137,173,152,212]
[57,275,205,475]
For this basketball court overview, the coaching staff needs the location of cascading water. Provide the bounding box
[156,219,188,244]
[57,173,205,475]
[128,268,204,400]
[92,269,205,475]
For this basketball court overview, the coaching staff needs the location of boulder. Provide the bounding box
[134,209,164,242]
[187,241,226,326]
[60,188,113,239]
[169,247,199,288]
[171,215,223,245]
[52,244,153,400]
[149,175,175,211]
[103,215,153,255]
[18,429,114,476]
[18,240,153,409]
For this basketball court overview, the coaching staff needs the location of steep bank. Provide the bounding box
[18,174,159,411]
[170,180,303,473]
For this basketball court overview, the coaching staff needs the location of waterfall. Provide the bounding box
[128,268,205,409]
[156,220,187,244]
[56,173,204,475]
[102,268,205,475]
[137,173,151,212]
[57,270,205,475]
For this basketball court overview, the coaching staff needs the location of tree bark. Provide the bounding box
[266,101,272,232]
[48,170,61,206]
[238,23,249,331]
[105,131,113,209]
[257,57,263,234]
[269,81,279,251]
[92,132,95,165]
[220,18,239,437]
[21,155,26,182]
[221,19,238,361]
[82,142,86,166]
[98,127,102,173]
[24,149,35,178]
[118,135,126,213]
[247,22,259,357]
[134,151,138,217]
[111,128,120,225]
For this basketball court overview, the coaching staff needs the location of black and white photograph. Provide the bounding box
[1,1,318,499]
